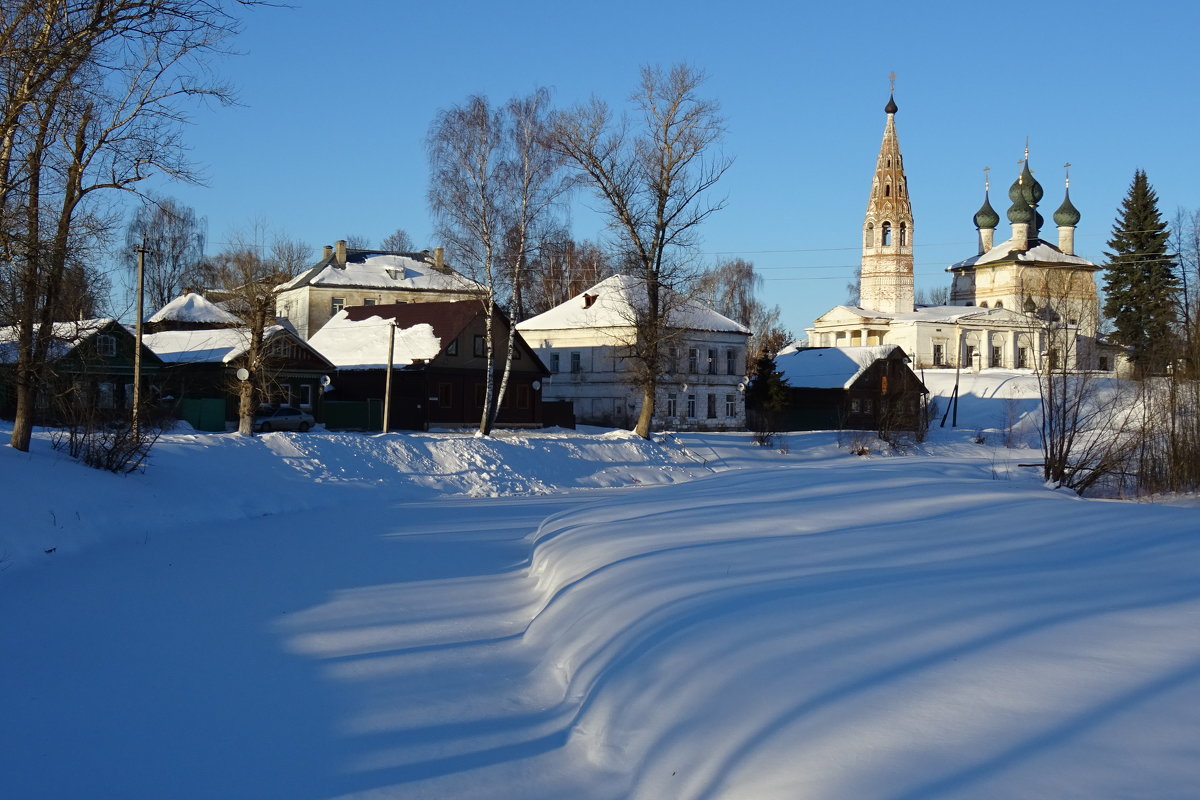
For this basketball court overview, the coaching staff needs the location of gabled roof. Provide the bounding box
[143,325,331,367]
[309,301,483,369]
[515,274,750,334]
[0,318,118,364]
[275,251,482,294]
[148,292,241,325]
[950,236,1098,271]
[775,345,905,389]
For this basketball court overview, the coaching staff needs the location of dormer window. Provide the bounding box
[385,268,399,281]
[582,293,597,309]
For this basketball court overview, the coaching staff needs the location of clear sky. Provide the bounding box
[137,0,1200,337]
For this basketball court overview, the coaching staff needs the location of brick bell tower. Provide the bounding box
[859,78,915,314]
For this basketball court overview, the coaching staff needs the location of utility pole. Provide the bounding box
[131,239,147,437]
[382,320,396,433]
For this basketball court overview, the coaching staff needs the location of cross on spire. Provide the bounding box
[1064,162,1071,188]
[983,165,990,192]
[888,71,896,93]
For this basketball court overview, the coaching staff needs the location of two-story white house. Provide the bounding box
[516,275,750,430]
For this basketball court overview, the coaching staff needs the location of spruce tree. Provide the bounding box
[746,354,790,442]
[1103,170,1180,375]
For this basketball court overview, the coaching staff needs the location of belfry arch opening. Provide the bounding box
[882,222,892,246]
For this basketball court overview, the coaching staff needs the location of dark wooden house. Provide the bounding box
[309,301,550,430]
[140,292,336,430]
[0,318,164,423]
[774,345,928,432]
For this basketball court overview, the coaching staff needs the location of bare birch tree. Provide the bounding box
[548,64,730,438]
[428,88,569,435]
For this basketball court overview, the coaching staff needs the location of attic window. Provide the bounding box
[385,268,399,280]
[96,334,116,357]
[582,293,598,309]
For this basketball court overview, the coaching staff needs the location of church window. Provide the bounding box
[899,222,907,246]
[980,301,988,308]
[995,300,1003,308]
[882,222,892,246]
[885,184,891,197]
[865,224,874,247]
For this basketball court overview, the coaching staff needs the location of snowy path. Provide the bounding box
[3,456,1199,799]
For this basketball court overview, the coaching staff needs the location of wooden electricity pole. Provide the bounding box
[131,239,147,437]
[382,321,396,433]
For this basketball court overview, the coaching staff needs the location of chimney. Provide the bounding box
[433,246,445,271]
[323,245,333,261]
[335,240,347,266]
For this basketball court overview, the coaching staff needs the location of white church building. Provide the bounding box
[806,93,1110,373]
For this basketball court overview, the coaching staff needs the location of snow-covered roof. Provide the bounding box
[775,345,901,389]
[815,304,1029,326]
[144,326,288,364]
[276,252,482,294]
[308,310,443,370]
[148,293,241,325]
[0,318,116,364]
[516,274,750,334]
[950,237,1098,270]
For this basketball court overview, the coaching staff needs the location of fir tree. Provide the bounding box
[746,354,790,443]
[1103,170,1180,376]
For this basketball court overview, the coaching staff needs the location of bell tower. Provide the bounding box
[859,79,915,314]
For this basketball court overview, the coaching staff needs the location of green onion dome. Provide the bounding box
[1053,189,1081,227]
[974,192,1000,229]
[1007,189,1033,224]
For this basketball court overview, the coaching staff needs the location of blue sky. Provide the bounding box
[139,0,1200,336]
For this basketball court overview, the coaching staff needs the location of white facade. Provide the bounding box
[516,276,751,430]
[807,95,1108,373]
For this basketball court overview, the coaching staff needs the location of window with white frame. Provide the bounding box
[726,349,738,375]
[570,352,581,373]
[331,297,345,315]
[550,353,560,372]
[707,349,717,375]
[666,393,677,417]
[300,384,313,407]
[725,394,736,417]
[686,394,696,418]
[688,348,699,373]
[96,334,116,357]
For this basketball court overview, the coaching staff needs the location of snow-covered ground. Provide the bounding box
[2,372,1198,798]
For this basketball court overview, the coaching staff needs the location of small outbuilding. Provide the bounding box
[774,345,927,432]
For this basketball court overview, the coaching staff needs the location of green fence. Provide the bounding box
[322,399,383,431]
[178,398,227,432]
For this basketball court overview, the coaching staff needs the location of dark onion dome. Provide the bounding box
[885,93,898,114]
[974,191,1000,229]
[1007,188,1033,224]
[1054,189,1081,226]
[1032,210,1045,236]
[1019,161,1044,206]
